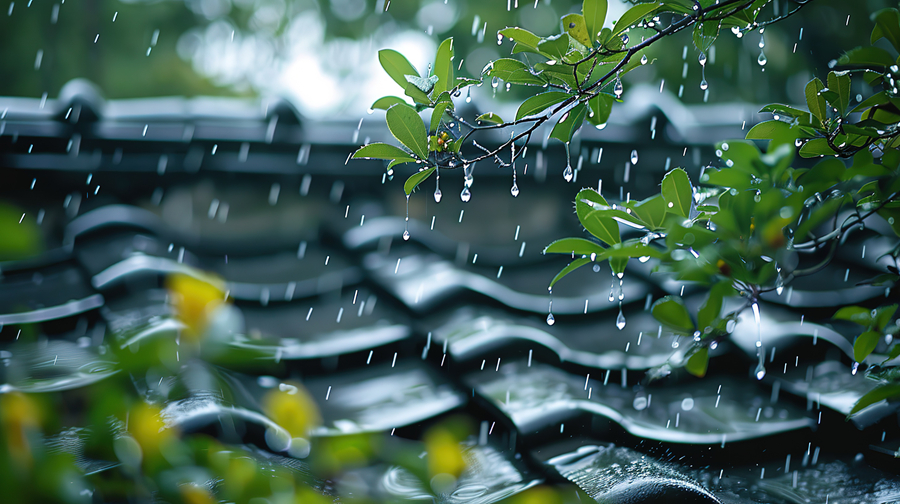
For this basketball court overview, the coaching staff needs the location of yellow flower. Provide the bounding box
[261,382,322,439]
[0,392,42,470]
[166,273,227,341]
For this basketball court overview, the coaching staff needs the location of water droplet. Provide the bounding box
[630,149,639,164]
[546,313,555,325]
[775,271,784,295]
[614,79,623,98]
[460,186,472,202]
[633,396,648,410]
[616,307,626,330]
[510,182,519,197]
[700,78,709,90]
[851,362,860,375]
[721,142,729,151]
[563,164,574,182]
[640,54,648,65]
[402,230,410,241]
[758,51,767,66]
[698,52,707,66]
[755,362,767,380]
[434,187,442,203]
[681,397,694,411]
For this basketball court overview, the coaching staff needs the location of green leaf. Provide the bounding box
[759,104,812,123]
[543,237,606,256]
[516,92,571,121]
[586,92,614,127]
[476,112,504,124]
[453,77,482,91]
[404,83,432,105]
[628,194,667,230]
[583,0,608,42]
[871,8,900,53]
[433,38,454,96]
[853,91,890,113]
[352,142,412,160]
[799,138,837,158]
[537,33,571,62]
[609,256,628,276]
[692,19,720,53]
[404,166,437,195]
[575,188,621,246]
[499,27,542,50]
[611,2,658,37]
[388,157,418,169]
[661,167,692,218]
[562,13,592,47]
[685,347,709,377]
[651,295,695,333]
[849,383,900,416]
[550,103,587,144]
[805,78,827,126]
[590,208,647,229]
[697,281,735,331]
[371,96,407,111]
[550,257,592,288]
[854,331,880,362]
[430,102,450,133]
[386,103,428,159]
[746,120,804,151]
[827,70,852,116]
[838,46,896,68]
[484,58,546,86]
[379,49,420,90]
[875,305,898,331]
[795,196,844,239]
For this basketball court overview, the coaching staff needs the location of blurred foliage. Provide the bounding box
[0,202,43,261]
[0,0,893,106]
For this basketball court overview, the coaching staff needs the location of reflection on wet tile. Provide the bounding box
[298,361,466,436]
[380,440,542,503]
[469,361,813,444]
[364,251,650,314]
[548,444,720,503]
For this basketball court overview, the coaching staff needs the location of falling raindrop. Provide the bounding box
[460,186,472,202]
[434,170,442,202]
[616,304,626,330]
[546,313,556,325]
[758,50,767,66]
[753,302,765,380]
[630,149,639,164]
[404,194,410,240]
